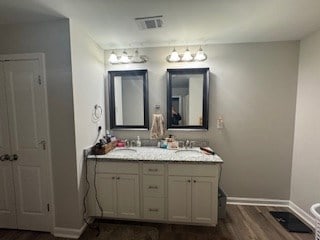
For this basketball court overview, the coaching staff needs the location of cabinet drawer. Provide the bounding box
[96,161,139,174]
[143,197,164,220]
[143,163,164,175]
[143,175,164,197]
[168,163,218,177]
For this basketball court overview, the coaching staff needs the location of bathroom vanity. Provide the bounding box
[86,147,223,226]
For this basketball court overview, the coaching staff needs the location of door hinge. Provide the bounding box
[47,203,50,212]
[39,140,46,150]
[38,75,41,85]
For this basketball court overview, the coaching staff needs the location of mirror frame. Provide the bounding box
[167,68,209,130]
[108,69,149,129]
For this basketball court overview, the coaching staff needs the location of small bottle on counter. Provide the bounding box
[136,136,141,147]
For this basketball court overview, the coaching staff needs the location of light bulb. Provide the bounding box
[169,48,180,62]
[120,50,130,63]
[108,51,118,64]
[194,47,207,61]
[182,48,193,61]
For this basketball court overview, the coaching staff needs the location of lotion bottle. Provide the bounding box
[136,136,141,147]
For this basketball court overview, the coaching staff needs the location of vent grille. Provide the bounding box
[135,15,163,30]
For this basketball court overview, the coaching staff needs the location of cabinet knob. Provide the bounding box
[10,154,18,161]
[193,180,196,183]
[0,154,10,161]
[112,176,115,179]
[116,177,120,180]
[187,179,191,183]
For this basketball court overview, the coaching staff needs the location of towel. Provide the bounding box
[150,114,165,139]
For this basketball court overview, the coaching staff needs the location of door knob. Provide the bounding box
[0,154,10,161]
[9,154,18,161]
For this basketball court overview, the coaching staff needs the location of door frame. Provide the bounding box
[0,53,55,233]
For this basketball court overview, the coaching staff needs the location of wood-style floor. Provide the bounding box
[0,205,314,240]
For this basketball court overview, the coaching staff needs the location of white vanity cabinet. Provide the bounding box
[87,158,220,226]
[168,164,218,225]
[88,161,140,219]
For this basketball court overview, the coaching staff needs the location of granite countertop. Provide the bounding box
[87,147,223,163]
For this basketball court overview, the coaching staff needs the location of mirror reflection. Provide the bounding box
[167,68,209,129]
[108,70,149,129]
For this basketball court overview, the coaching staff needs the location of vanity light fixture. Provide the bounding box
[168,48,180,62]
[181,47,193,61]
[166,46,207,63]
[108,49,147,64]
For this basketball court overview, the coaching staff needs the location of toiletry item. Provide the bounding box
[200,147,215,155]
[157,141,161,148]
[136,136,141,147]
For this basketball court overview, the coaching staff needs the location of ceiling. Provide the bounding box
[1,0,320,49]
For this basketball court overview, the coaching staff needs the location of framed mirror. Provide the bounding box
[167,68,209,130]
[108,69,149,129]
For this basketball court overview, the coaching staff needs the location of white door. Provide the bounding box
[3,59,51,231]
[168,176,191,222]
[96,173,117,217]
[0,62,17,228]
[116,174,139,219]
[191,177,217,224]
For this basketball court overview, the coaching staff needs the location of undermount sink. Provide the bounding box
[174,149,203,157]
[111,148,137,154]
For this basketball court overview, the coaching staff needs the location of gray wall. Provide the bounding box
[0,20,81,229]
[105,42,299,199]
[290,30,320,214]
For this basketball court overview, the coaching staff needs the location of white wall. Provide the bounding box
[105,41,299,200]
[0,20,81,229]
[290,30,320,217]
[69,20,105,226]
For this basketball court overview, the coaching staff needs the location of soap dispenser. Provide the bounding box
[136,136,141,147]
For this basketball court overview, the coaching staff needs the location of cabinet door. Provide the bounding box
[168,176,191,222]
[191,177,217,224]
[0,63,17,229]
[96,173,117,217]
[116,174,139,219]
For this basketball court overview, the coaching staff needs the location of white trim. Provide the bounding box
[53,223,88,239]
[289,201,315,229]
[226,197,315,230]
[227,197,289,207]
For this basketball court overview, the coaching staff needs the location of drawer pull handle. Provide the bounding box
[148,185,158,189]
[149,208,159,212]
[148,168,158,172]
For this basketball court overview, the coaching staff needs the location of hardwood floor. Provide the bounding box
[0,205,314,240]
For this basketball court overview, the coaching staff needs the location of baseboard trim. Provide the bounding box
[227,197,289,207]
[289,201,315,229]
[227,197,315,230]
[53,218,92,239]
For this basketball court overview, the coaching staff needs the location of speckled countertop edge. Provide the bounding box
[87,147,223,164]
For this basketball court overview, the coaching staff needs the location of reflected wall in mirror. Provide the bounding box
[167,68,209,130]
[108,70,149,129]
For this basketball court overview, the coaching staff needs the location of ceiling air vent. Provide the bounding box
[135,15,163,30]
